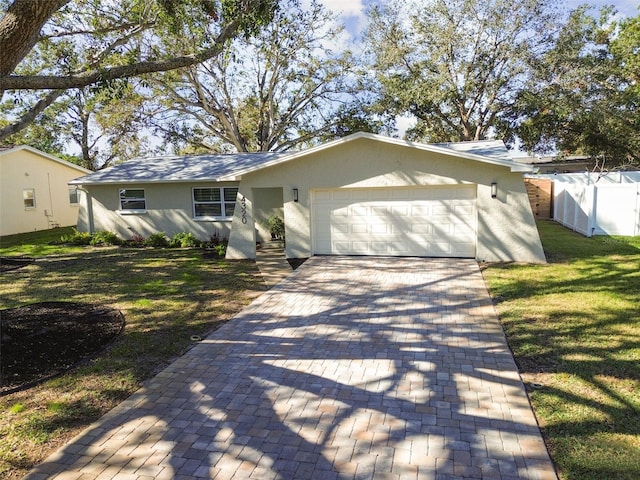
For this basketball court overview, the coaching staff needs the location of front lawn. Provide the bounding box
[483,220,640,480]
[0,232,265,479]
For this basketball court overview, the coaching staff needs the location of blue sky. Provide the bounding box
[312,0,640,39]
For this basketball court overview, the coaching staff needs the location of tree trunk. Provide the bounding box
[0,0,70,77]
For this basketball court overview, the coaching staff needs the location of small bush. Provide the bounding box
[144,232,169,248]
[268,215,285,239]
[213,243,227,257]
[126,233,145,248]
[207,231,222,247]
[59,229,92,245]
[170,232,201,248]
[202,231,228,257]
[89,231,121,246]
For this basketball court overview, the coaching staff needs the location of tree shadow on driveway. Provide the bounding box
[25,257,557,480]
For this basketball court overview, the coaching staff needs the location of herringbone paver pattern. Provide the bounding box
[25,257,557,479]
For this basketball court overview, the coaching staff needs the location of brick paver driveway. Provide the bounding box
[26,257,557,480]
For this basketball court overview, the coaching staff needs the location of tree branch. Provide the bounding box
[0,90,64,142]
[0,0,70,76]
[0,20,242,91]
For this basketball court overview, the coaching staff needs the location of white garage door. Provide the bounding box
[312,186,477,257]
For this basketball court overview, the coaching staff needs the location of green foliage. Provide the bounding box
[9,403,25,414]
[365,0,558,143]
[201,231,228,256]
[89,231,121,246]
[170,232,201,248]
[267,215,285,239]
[0,0,278,147]
[59,229,93,246]
[149,0,358,153]
[144,232,170,248]
[512,7,640,167]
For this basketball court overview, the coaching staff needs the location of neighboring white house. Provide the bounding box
[70,132,546,263]
[530,172,640,237]
[0,146,92,237]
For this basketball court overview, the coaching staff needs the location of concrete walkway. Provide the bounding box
[255,240,292,288]
[26,257,557,480]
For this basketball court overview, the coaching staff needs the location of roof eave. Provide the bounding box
[69,177,239,186]
[1,145,92,174]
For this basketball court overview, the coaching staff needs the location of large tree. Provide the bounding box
[0,0,277,144]
[513,7,640,167]
[146,0,360,153]
[364,0,557,143]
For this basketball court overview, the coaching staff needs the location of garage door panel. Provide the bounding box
[371,206,389,216]
[411,224,431,234]
[371,241,389,253]
[392,206,410,216]
[312,186,476,257]
[371,224,390,234]
[351,224,368,234]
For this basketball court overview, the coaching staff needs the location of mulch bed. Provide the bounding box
[288,258,308,270]
[1,302,124,395]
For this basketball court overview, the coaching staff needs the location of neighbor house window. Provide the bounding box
[23,189,35,209]
[193,187,238,219]
[119,188,146,211]
[69,187,80,205]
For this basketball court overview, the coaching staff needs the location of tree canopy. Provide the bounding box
[513,6,640,167]
[364,0,558,143]
[0,0,638,168]
[0,0,277,146]
[147,0,361,153]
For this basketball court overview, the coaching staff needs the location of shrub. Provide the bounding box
[59,229,92,245]
[144,232,169,248]
[208,231,222,246]
[202,231,228,257]
[212,243,227,257]
[268,215,285,239]
[89,231,121,246]
[129,233,145,247]
[170,232,201,248]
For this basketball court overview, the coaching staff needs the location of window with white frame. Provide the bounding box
[193,187,238,219]
[119,188,146,211]
[69,187,80,205]
[23,189,35,209]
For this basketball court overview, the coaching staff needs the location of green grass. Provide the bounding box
[0,227,84,257]
[483,220,640,480]
[3,223,639,479]
[0,231,266,479]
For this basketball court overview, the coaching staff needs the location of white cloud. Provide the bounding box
[316,0,367,17]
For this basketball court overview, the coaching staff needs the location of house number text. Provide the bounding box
[241,195,247,224]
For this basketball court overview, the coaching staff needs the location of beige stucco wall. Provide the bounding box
[0,148,89,236]
[253,187,284,243]
[226,137,546,263]
[78,182,237,242]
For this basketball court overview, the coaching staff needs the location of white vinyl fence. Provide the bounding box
[528,172,640,237]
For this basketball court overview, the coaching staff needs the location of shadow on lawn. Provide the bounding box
[485,230,640,479]
[24,257,556,479]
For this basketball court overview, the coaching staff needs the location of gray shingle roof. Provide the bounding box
[433,140,513,163]
[70,133,529,185]
[70,152,290,185]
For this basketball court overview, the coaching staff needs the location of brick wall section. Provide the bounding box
[524,178,553,219]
